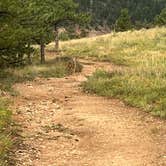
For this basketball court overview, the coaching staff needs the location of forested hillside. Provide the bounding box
[76,0,166,28]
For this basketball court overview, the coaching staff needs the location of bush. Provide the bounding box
[59,32,70,41]
[115,8,132,32]
[155,8,166,26]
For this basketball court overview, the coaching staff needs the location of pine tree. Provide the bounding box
[115,8,132,32]
[0,0,31,67]
[28,0,90,63]
[155,8,166,26]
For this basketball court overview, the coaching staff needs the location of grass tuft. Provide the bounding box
[0,98,13,165]
[76,27,166,118]
[83,70,166,118]
[0,57,83,93]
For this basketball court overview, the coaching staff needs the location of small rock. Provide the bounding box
[75,139,79,142]
[56,105,60,109]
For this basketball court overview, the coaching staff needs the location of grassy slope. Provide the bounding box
[53,27,166,118]
[0,57,82,165]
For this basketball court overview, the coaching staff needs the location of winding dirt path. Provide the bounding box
[12,60,166,166]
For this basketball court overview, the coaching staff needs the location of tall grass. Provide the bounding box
[47,27,166,65]
[0,58,82,93]
[0,98,13,165]
[83,70,166,118]
[51,27,166,118]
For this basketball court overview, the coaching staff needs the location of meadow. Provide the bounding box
[48,27,166,118]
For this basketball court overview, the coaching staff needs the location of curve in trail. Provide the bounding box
[13,60,166,166]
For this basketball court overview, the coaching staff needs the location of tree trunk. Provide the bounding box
[54,26,59,52]
[40,43,45,64]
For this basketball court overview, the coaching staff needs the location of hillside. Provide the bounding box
[50,27,166,118]
[76,0,166,27]
[0,27,166,165]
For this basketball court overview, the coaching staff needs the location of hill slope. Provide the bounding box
[48,27,166,118]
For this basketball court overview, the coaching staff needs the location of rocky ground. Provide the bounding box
[12,59,166,166]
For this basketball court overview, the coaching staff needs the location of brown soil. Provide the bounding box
[12,59,166,166]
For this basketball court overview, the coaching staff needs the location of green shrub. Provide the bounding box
[83,70,166,118]
[115,8,132,32]
[59,32,70,41]
[155,8,166,26]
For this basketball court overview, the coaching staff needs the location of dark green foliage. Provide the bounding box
[155,8,166,26]
[76,0,166,29]
[0,0,89,67]
[115,9,132,32]
[0,0,32,67]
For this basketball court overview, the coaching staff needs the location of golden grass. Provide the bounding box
[48,27,166,118]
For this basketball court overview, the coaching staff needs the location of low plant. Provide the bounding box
[83,70,166,118]
[0,57,83,93]
[0,99,13,165]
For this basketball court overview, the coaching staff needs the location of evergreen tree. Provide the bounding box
[76,0,166,29]
[115,8,132,32]
[28,0,89,62]
[0,0,32,67]
[0,0,89,65]
[155,8,166,26]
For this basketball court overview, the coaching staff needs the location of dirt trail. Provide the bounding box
[12,60,166,166]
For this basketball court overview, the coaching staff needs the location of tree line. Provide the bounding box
[0,0,89,67]
[0,0,165,67]
[76,0,166,29]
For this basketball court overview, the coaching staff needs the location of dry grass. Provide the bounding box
[0,57,82,93]
[47,27,166,118]
[48,27,166,65]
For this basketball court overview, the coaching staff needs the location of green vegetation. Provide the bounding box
[0,57,83,93]
[53,27,165,65]
[77,0,166,28]
[115,9,132,32]
[0,99,12,166]
[0,1,165,164]
[0,0,89,66]
[58,27,166,118]
[83,69,166,118]
[155,8,166,26]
